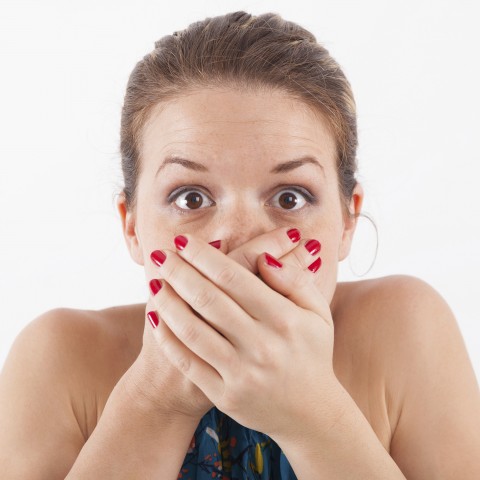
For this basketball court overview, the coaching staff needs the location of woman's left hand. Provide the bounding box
[148,233,344,441]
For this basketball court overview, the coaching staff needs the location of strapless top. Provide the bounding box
[178,406,297,479]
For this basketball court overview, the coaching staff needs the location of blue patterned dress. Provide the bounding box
[178,406,298,479]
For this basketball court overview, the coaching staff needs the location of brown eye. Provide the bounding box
[270,189,307,210]
[184,192,203,209]
[278,192,298,209]
[173,189,214,210]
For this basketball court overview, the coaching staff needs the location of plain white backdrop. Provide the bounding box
[0,0,479,380]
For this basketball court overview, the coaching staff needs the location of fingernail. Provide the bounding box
[174,235,188,250]
[208,239,221,249]
[147,311,159,329]
[151,250,166,266]
[265,252,283,269]
[308,257,322,273]
[304,239,321,256]
[286,228,301,243]
[149,279,162,296]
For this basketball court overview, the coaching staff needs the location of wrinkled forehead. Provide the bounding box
[140,88,337,176]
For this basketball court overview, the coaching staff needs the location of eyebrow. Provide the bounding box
[155,154,325,176]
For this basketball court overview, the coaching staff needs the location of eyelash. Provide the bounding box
[166,185,317,213]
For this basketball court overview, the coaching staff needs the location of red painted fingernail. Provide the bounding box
[305,239,321,255]
[174,235,188,250]
[265,252,283,269]
[208,239,221,249]
[149,279,162,296]
[151,250,166,266]
[287,228,301,243]
[147,311,159,329]
[308,257,322,273]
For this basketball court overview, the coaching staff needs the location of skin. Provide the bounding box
[122,87,363,304]
[1,86,479,478]
[112,86,480,475]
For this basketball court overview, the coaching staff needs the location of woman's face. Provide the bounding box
[118,87,363,305]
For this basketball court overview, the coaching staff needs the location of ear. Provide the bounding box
[338,183,364,262]
[116,192,144,266]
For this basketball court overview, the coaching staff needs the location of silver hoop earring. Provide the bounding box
[347,212,379,277]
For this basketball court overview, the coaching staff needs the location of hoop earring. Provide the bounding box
[347,212,379,277]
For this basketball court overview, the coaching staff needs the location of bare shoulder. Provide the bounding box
[54,303,146,413]
[332,273,458,348]
[334,275,480,476]
[332,273,467,400]
[13,304,145,436]
[0,304,147,476]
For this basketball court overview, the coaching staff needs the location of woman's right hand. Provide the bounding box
[124,226,314,420]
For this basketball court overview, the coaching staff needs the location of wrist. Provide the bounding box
[271,375,350,449]
[117,358,204,426]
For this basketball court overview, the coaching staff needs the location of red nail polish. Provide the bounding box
[305,239,321,255]
[265,252,283,269]
[287,228,301,243]
[147,311,159,329]
[149,279,162,296]
[174,235,188,250]
[308,257,322,273]
[151,250,166,266]
[209,239,221,249]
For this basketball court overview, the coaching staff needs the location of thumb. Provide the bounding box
[257,252,332,326]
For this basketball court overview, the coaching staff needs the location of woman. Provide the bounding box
[1,10,479,479]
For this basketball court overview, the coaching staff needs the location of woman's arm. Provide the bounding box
[0,309,201,479]
[271,275,480,479]
[65,359,200,479]
[385,276,480,478]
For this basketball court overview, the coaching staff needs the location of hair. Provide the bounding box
[119,11,359,219]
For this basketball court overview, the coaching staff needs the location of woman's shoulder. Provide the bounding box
[333,273,445,330]
[332,273,453,378]
[332,274,457,444]
[16,304,147,437]
[51,303,146,384]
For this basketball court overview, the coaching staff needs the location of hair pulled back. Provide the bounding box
[120,11,358,216]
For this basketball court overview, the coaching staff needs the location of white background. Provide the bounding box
[1,0,479,380]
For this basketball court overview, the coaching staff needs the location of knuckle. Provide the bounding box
[251,339,279,367]
[175,354,192,375]
[153,284,174,312]
[188,243,204,264]
[293,268,311,289]
[273,233,287,253]
[238,250,257,273]
[191,288,216,310]
[166,259,183,284]
[178,321,200,345]
[292,249,308,269]
[215,265,238,288]
[272,315,295,339]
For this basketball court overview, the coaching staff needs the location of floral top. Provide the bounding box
[178,406,297,479]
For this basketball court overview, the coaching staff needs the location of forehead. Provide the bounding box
[141,88,336,170]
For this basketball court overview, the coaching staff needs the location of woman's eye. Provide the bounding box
[172,189,214,210]
[269,189,309,210]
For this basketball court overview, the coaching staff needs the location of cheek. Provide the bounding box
[137,210,176,260]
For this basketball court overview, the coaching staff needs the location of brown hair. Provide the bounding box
[119,11,358,217]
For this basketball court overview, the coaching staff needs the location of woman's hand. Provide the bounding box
[147,232,342,441]
[132,227,305,420]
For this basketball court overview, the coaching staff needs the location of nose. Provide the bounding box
[213,206,276,253]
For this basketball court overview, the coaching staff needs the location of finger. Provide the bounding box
[274,237,322,273]
[150,279,235,375]
[150,247,257,347]
[147,310,224,399]
[227,226,302,273]
[257,251,332,327]
[166,235,293,326]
